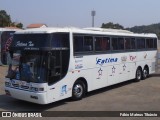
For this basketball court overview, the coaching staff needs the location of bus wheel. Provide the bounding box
[135,67,142,82]
[142,67,149,80]
[72,80,85,100]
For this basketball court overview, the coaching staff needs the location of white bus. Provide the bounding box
[4,27,158,104]
[0,28,20,65]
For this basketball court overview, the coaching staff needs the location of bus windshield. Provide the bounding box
[6,32,70,84]
[7,51,48,83]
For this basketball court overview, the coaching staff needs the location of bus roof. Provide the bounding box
[14,27,158,38]
[0,28,21,32]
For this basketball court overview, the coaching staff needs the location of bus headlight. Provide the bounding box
[35,88,38,91]
[5,82,11,87]
[39,88,44,91]
[30,87,37,92]
[30,87,44,92]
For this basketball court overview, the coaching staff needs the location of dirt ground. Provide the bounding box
[0,66,7,81]
[0,66,7,94]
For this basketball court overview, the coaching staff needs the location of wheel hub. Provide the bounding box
[73,84,83,97]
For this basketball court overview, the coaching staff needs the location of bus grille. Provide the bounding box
[12,84,19,88]
[21,85,29,90]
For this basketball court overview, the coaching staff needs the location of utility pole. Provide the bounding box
[91,10,96,27]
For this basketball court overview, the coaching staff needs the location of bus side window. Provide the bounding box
[112,38,118,50]
[146,38,154,48]
[74,35,93,52]
[125,38,131,49]
[84,36,93,51]
[103,37,110,50]
[125,38,136,50]
[112,37,124,50]
[154,39,157,48]
[137,38,145,49]
[118,37,124,50]
[95,37,103,51]
[74,36,83,52]
[131,38,136,49]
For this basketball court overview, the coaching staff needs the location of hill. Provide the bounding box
[101,22,160,39]
[127,23,160,39]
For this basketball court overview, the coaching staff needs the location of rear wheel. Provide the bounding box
[142,67,149,80]
[135,68,142,82]
[72,80,86,100]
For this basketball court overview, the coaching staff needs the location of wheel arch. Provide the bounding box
[137,66,143,71]
[144,64,149,74]
[74,77,88,93]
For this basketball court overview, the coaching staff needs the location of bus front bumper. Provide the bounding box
[5,87,48,104]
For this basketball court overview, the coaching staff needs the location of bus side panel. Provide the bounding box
[136,51,157,74]
[146,51,157,74]
[46,50,157,103]
[47,72,76,103]
[127,52,137,79]
[111,53,128,84]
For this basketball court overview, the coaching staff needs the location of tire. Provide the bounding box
[135,67,142,82]
[72,80,85,100]
[142,67,149,80]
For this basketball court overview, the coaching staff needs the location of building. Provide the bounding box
[26,24,47,29]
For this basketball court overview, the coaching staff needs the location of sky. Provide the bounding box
[0,0,160,28]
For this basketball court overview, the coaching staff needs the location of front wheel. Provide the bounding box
[72,81,85,100]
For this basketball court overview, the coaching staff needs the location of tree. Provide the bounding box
[10,22,23,29]
[0,10,23,28]
[0,10,11,27]
[16,23,23,28]
[101,22,124,29]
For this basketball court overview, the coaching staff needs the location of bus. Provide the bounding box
[0,28,20,65]
[4,27,158,104]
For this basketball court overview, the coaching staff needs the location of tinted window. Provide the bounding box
[154,39,157,48]
[95,37,110,51]
[118,38,124,50]
[13,34,50,48]
[131,38,136,49]
[112,38,118,50]
[137,38,145,49]
[146,38,154,48]
[125,38,136,50]
[84,36,93,51]
[74,35,93,52]
[51,33,69,48]
[125,38,131,49]
[112,37,124,50]
[74,36,83,52]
